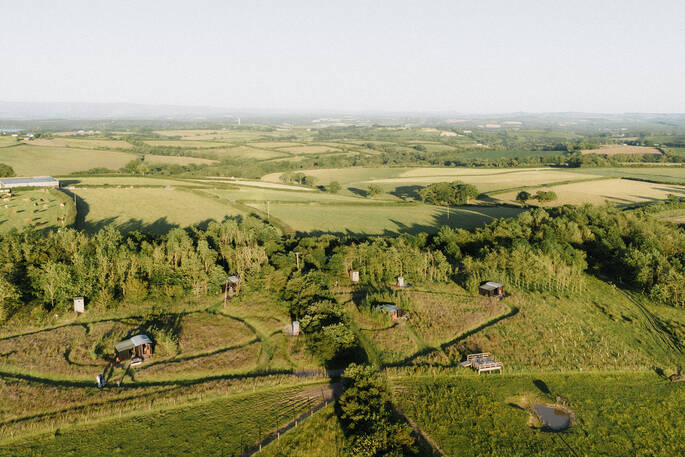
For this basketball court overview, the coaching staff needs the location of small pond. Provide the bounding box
[533,403,571,431]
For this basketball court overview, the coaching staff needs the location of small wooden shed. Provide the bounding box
[73,297,85,314]
[114,334,153,364]
[376,304,401,321]
[350,271,360,283]
[479,281,504,297]
[226,275,240,297]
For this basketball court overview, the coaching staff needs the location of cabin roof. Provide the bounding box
[227,275,240,284]
[377,304,400,313]
[114,334,152,353]
[480,281,503,290]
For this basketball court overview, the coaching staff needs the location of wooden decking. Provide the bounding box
[460,352,503,374]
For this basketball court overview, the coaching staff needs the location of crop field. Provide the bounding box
[143,154,218,165]
[244,202,523,235]
[0,136,18,147]
[582,145,662,155]
[566,166,685,184]
[143,139,231,148]
[494,178,685,206]
[60,176,197,187]
[2,385,318,457]
[205,187,372,204]
[208,145,289,160]
[29,138,133,150]
[0,145,137,176]
[263,167,603,196]
[280,145,342,154]
[657,208,685,224]
[71,187,245,233]
[394,372,684,457]
[0,188,75,234]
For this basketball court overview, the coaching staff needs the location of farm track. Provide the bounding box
[619,290,683,353]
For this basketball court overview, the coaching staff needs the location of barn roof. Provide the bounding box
[114,334,152,353]
[0,176,58,186]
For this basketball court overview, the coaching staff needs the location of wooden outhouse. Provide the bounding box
[479,281,504,297]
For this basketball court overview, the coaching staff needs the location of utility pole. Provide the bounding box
[266,200,270,220]
[294,252,301,271]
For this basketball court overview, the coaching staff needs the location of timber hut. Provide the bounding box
[376,304,401,321]
[478,281,504,297]
[226,275,240,297]
[114,334,153,366]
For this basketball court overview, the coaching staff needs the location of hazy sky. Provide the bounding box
[1,0,684,113]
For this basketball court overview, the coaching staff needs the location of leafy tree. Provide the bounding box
[516,190,532,206]
[328,181,342,193]
[534,190,557,202]
[418,181,478,205]
[337,364,417,456]
[0,163,15,177]
[367,184,383,197]
[0,277,20,321]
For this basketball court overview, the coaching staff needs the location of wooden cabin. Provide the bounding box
[226,275,240,297]
[479,281,504,297]
[376,304,401,321]
[114,334,153,365]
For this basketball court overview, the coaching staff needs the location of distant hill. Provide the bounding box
[0,101,234,120]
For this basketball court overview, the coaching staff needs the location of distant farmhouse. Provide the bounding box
[0,176,60,189]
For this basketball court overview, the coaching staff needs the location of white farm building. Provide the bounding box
[0,176,60,189]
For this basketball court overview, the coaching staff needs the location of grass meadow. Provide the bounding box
[71,187,245,234]
[245,202,522,235]
[494,178,685,206]
[394,372,684,457]
[0,188,75,234]
[0,145,137,176]
[2,385,320,457]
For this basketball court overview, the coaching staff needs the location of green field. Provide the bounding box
[394,372,684,457]
[71,187,245,233]
[2,385,317,457]
[0,145,137,175]
[143,154,218,165]
[246,202,522,235]
[0,188,75,234]
[565,166,685,184]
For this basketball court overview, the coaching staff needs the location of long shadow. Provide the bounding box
[135,338,260,371]
[382,305,519,368]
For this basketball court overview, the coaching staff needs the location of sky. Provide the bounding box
[1,0,684,113]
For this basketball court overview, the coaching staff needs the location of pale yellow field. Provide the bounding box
[582,145,662,155]
[207,146,287,160]
[247,142,302,148]
[143,154,218,165]
[194,178,315,191]
[144,140,230,148]
[280,145,341,154]
[366,169,599,193]
[28,138,133,149]
[495,178,685,206]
